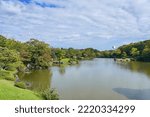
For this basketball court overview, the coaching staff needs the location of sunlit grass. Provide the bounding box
[0,80,43,100]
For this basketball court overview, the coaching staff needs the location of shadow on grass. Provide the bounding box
[113,88,150,100]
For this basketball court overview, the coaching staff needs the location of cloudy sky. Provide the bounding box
[0,0,150,50]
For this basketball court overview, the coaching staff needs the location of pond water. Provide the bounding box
[18,58,150,100]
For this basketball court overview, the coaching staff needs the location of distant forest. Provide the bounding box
[99,40,150,62]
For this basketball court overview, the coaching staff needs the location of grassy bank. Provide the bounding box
[0,69,59,100]
[0,80,43,100]
[0,69,43,100]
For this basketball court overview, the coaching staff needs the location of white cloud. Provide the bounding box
[0,0,150,50]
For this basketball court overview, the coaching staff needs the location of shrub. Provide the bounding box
[0,69,15,80]
[41,88,59,100]
[14,82,26,89]
[4,76,15,81]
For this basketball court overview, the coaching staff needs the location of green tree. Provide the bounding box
[141,46,150,61]
[0,47,22,71]
[122,51,127,58]
[112,49,121,58]
[130,48,140,58]
[26,39,52,69]
[54,48,65,62]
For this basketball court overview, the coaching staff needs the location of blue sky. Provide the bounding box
[0,0,150,50]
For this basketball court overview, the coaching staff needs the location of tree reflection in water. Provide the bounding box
[18,70,52,91]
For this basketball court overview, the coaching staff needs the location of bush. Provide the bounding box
[68,59,79,65]
[41,88,59,100]
[4,76,15,81]
[14,82,26,89]
[0,69,14,80]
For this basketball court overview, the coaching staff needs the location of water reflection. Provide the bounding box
[115,61,150,78]
[113,88,150,100]
[18,59,150,99]
[58,66,66,75]
[18,70,52,91]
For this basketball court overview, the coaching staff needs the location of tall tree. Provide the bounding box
[26,39,52,69]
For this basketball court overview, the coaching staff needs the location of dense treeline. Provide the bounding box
[52,47,100,63]
[0,35,100,71]
[1,34,150,73]
[99,40,150,62]
[0,35,52,70]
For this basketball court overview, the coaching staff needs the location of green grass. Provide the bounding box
[14,81,26,89]
[60,58,70,64]
[0,69,42,100]
[0,80,43,100]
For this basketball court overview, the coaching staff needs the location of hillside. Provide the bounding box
[99,40,150,62]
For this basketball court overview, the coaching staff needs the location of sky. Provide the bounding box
[0,0,150,50]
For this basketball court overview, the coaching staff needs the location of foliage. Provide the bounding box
[41,88,59,100]
[0,35,101,68]
[0,36,52,70]
[0,69,15,80]
[141,46,150,61]
[130,48,140,58]
[14,81,26,89]
[112,49,121,58]
[52,47,100,62]
[98,50,113,58]
[26,39,52,69]
[0,47,22,71]
[60,58,70,64]
[99,40,150,62]
[4,76,15,81]
[122,52,127,58]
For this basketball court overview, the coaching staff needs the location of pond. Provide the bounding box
[18,58,150,100]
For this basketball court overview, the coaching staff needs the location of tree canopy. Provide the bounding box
[99,40,150,62]
[0,35,101,70]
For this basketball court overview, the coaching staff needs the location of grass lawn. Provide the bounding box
[0,80,43,100]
